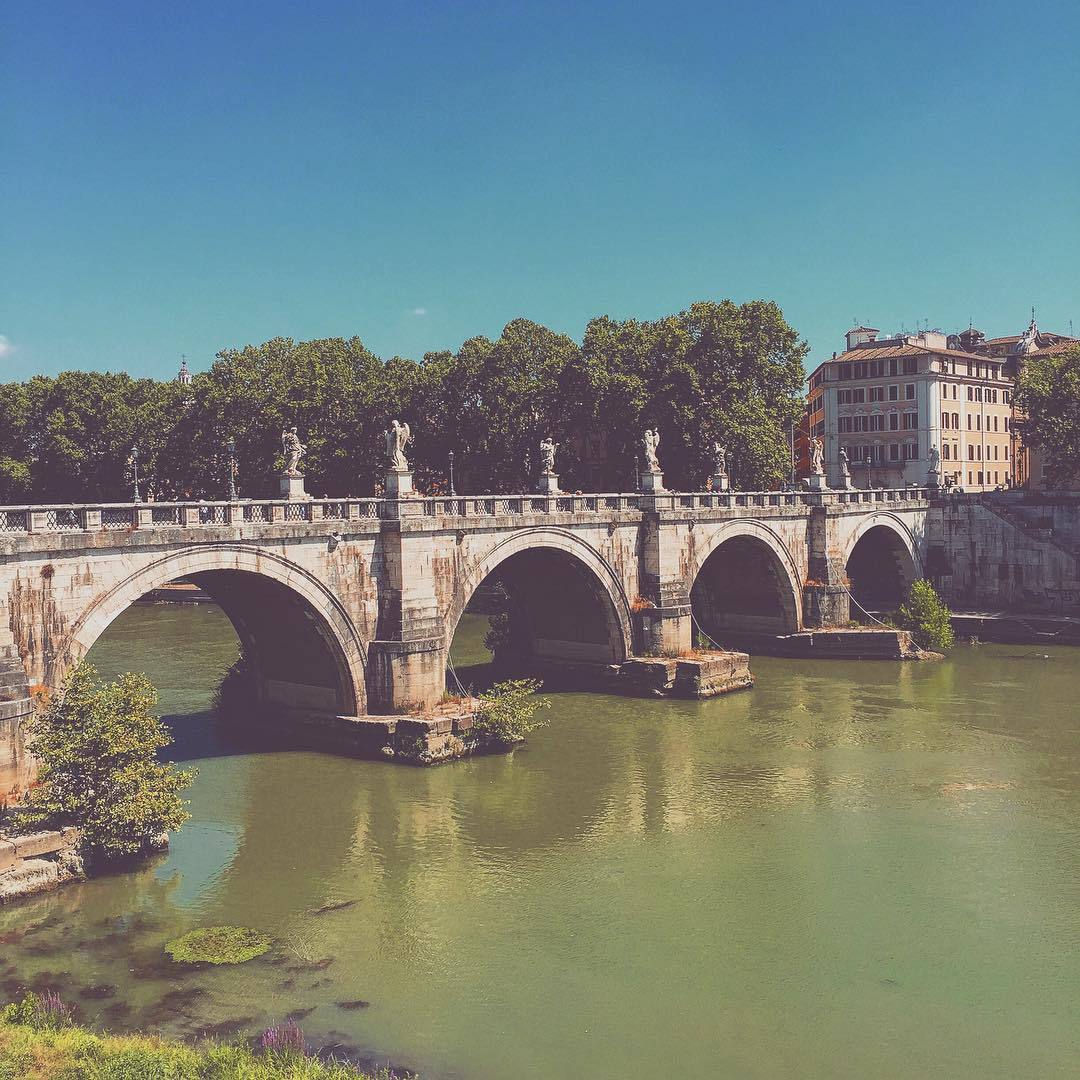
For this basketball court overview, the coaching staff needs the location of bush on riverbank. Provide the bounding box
[0,994,403,1079]
[16,663,195,866]
[897,580,955,651]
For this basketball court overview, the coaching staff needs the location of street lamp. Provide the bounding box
[226,437,238,501]
[127,447,141,503]
[864,455,873,490]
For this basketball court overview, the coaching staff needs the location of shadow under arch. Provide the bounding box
[446,528,633,690]
[65,544,367,715]
[689,520,802,646]
[843,515,921,615]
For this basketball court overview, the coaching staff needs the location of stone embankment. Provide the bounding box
[0,827,83,903]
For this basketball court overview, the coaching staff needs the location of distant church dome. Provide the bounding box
[177,356,192,385]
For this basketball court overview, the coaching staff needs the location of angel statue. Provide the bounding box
[839,447,851,478]
[539,436,557,475]
[281,426,306,476]
[642,428,661,473]
[811,436,825,476]
[386,419,412,471]
[928,444,940,471]
[713,441,727,477]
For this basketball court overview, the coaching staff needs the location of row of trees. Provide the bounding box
[0,300,809,502]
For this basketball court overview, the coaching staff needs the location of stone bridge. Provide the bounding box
[0,486,939,793]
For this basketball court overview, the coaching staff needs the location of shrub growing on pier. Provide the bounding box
[472,679,551,745]
[18,662,195,865]
[897,580,955,651]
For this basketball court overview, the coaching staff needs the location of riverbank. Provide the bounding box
[0,1011,403,1078]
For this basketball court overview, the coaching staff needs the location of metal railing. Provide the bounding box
[0,487,934,536]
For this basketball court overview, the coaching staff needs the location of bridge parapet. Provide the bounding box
[0,487,931,538]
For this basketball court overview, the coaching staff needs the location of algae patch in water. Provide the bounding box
[164,927,270,966]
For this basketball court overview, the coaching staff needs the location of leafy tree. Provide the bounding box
[18,663,195,864]
[897,580,955,651]
[579,300,807,490]
[1015,344,1080,489]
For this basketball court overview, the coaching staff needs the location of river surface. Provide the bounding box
[3,604,1080,1078]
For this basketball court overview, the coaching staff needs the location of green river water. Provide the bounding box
[3,604,1080,1078]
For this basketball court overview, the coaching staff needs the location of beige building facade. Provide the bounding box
[809,327,1014,491]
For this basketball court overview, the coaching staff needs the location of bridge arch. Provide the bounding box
[447,528,633,681]
[688,520,803,642]
[68,544,366,715]
[843,513,921,615]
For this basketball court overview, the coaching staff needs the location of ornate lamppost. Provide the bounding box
[127,447,142,503]
[864,454,873,491]
[448,450,457,496]
[226,437,238,501]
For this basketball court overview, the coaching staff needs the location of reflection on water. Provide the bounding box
[3,605,1080,1078]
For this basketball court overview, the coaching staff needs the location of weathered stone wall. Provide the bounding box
[933,498,1080,612]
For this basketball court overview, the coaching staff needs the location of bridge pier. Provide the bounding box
[637,504,694,654]
[803,503,851,628]
[369,509,448,713]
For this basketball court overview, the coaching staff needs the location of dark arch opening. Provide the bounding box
[846,526,916,616]
[88,570,357,717]
[690,535,799,647]
[449,548,626,692]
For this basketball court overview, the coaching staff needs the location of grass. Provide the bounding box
[0,1019,401,1079]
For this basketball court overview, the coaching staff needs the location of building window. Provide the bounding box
[905,383,916,400]
[969,446,975,460]
[967,386,973,400]
[1004,417,1010,431]
[889,444,900,461]
[869,360,884,378]
[952,412,959,428]
[943,443,951,460]
[903,442,918,460]
[854,362,867,379]
[967,415,972,430]
[889,413,899,431]
[942,412,949,429]
[1005,446,1009,460]
[839,363,852,380]
[853,388,866,403]
[976,415,982,430]
[902,412,917,430]
[888,385,899,401]
[888,358,898,376]
[869,386,885,402]
[902,357,918,375]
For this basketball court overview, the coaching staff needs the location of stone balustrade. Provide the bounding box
[0,486,933,535]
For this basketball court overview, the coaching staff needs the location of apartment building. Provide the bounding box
[807,326,1013,491]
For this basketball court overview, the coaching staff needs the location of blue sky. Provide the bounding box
[3,0,1078,380]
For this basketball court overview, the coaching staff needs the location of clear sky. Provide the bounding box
[3,0,1079,380]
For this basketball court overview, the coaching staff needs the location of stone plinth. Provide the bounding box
[279,473,309,500]
[927,469,940,489]
[640,470,665,493]
[385,469,413,498]
[807,473,829,491]
[673,652,753,697]
[712,475,729,492]
[537,473,560,494]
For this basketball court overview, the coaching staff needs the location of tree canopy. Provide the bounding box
[1015,344,1080,489]
[0,300,808,501]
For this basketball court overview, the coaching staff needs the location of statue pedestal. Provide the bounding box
[807,473,829,491]
[711,475,729,492]
[926,469,940,489]
[640,470,666,494]
[385,469,413,499]
[837,472,854,490]
[279,473,310,500]
[537,473,560,495]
